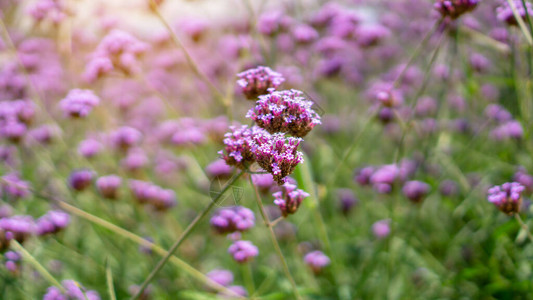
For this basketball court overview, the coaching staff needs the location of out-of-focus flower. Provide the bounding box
[59,89,100,118]
[237,66,285,100]
[247,89,321,137]
[402,181,430,203]
[129,180,177,211]
[497,0,533,26]
[292,24,319,44]
[490,120,524,140]
[337,188,358,215]
[0,215,35,243]
[257,11,292,36]
[44,280,101,300]
[36,210,70,236]
[110,126,142,151]
[228,240,259,263]
[1,173,31,200]
[252,173,276,194]
[205,159,233,179]
[304,250,330,274]
[469,53,491,73]
[78,138,103,158]
[370,164,399,194]
[206,269,234,287]
[439,180,459,196]
[372,219,391,239]
[485,104,512,123]
[514,168,533,193]
[4,250,21,274]
[68,169,95,191]
[487,182,525,214]
[210,206,255,234]
[28,0,67,24]
[96,175,122,200]
[434,0,479,19]
[218,285,248,298]
[273,182,309,217]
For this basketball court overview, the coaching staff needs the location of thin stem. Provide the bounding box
[514,213,533,242]
[10,240,65,293]
[242,263,255,296]
[270,216,284,227]
[249,178,302,300]
[106,261,118,300]
[131,170,245,300]
[53,200,244,298]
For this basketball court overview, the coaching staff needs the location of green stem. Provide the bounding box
[514,213,533,242]
[249,178,302,300]
[131,170,245,300]
[242,263,255,297]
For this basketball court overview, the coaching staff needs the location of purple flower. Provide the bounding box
[247,89,321,137]
[205,159,234,179]
[129,180,177,211]
[490,120,524,140]
[514,168,533,193]
[439,180,459,196]
[337,188,358,215]
[354,166,375,186]
[210,206,255,234]
[44,280,100,300]
[251,132,304,184]
[4,250,21,273]
[372,219,391,239]
[370,164,399,194]
[110,126,142,151]
[206,269,234,287]
[96,175,122,200]
[485,104,512,123]
[469,53,490,73]
[487,182,525,214]
[218,285,248,298]
[36,210,70,236]
[434,0,479,19]
[251,173,276,194]
[497,0,533,26]
[304,250,330,274]
[0,215,35,243]
[68,169,95,191]
[1,173,31,200]
[237,66,285,100]
[402,181,430,203]
[59,89,100,118]
[228,240,259,263]
[78,139,103,158]
[273,182,309,217]
[292,24,319,44]
[356,24,390,47]
[257,11,292,36]
[219,125,267,170]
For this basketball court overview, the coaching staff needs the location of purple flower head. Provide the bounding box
[228,240,259,263]
[439,180,459,196]
[257,11,292,36]
[219,125,266,170]
[273,182,309,217]
[469,53,490,73]
[374,88,404,108]
[44,280,101,300]
[370,164,399,194]
[36,210,70,236]
[354,166,375,186]
[218,285,248,298]
[0,215,35,243]
[514,168,533,193]
[96,175,122,200]
[4,250,21,273]
[372,219,391,239]
[487,182,525,214]
[59,89,100,118]
[83,57,113,83]
[434,0,479,19]
[210,206,255,234]
[251,132,304,184]
[304,250,330,274]
[485,104,512,123]
[68,169,95,191]
[246,89,321,137]
[110,126,142,151]
[206,269,234,287]
[237,66,285,100]
[1,173,31,200]
[0,120,26,143]
[205,159,234,179]
[252,173,276,194]
[356,24,390,47]
[129,180,176,211]
[490,120,524,140]
[497,0,533,26]
[402,181,430,203]
[78,139,103,158]
[121,148,148,171]
[292,24,319,44]
[337,188,358,215]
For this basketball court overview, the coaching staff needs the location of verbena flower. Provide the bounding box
[402,180,430,203]
[206,269,234,287]
[372,219,391,239]
[78,139,103,159]
[0,215,35,243]
[219,125,266,170]
[59,89,100,118]
[129,180,177,211]
[68,169,95,192]
[251,132,304,184]
[237,66,285,100]
[487,182,525,215]
[228,240,259,263]
[434,0,479,19]
[36,210,70,236]
[337,188,358,215]
[246,89,321,137]
[110,126,142,151]
[273,182,309,217]
[497,0,533,26]
[1,173,31,200]
[4,250,21,274]
[304,250,330,274]
[44,280,100,300]
[96,175,122,200]
[210,206,255,234]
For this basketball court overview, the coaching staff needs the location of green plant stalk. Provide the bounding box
[106,260,117,300]
[11,240,65,293]
[249,178,302,300]
[514,213,533,242]
[131,170,245,300]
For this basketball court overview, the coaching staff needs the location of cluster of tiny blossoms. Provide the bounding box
[218,125,266,170]
[487,182,525,215]
[237,66,285,100]
[434,0,480,19]
[44,280,100,300]
[497,0,533,26]
[273,182,310,217]
[246,89,322,137]
[59,89,100,118]
[210,206,255,234]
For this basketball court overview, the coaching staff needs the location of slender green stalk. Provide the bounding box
[106,260,117,300]
[514,213,533,242]
[131,170,245,300]
[249,178,302,300]
[11,240,65,293]
[242,263,255,297]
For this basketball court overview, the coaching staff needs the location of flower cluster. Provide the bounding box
[96,175,122,200]
[44,280,101,300]
[4,251,21,274]
[497,0,533,26]
[246,89,321,137]
[219,125,266,170]
[251,132,304,184]
[210,206,255,234]
[0,215,35,245]
[434,0,479,19]
[402,180,430,203]
[68,169,95,191]
[372,219,391,239]
[228,240,259,263]
[0,99,35,143]
[237,66,285,100]
[304,250,330,274]
[487,182,525,215]
[36,210,70,236]
[1,173,31,200]
[129,180,177,211]
[110,126,143,151]
[27,0,67,24]
[273,182,310,217]
[59,89,100,118]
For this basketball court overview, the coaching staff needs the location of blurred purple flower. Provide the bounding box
[304,250,330,274]
[59,89,100,118]
[210,206,255,234]
[96,175,122,200]
[228,240,259,263]
[487,182,525,214]
[237,66,285,100]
